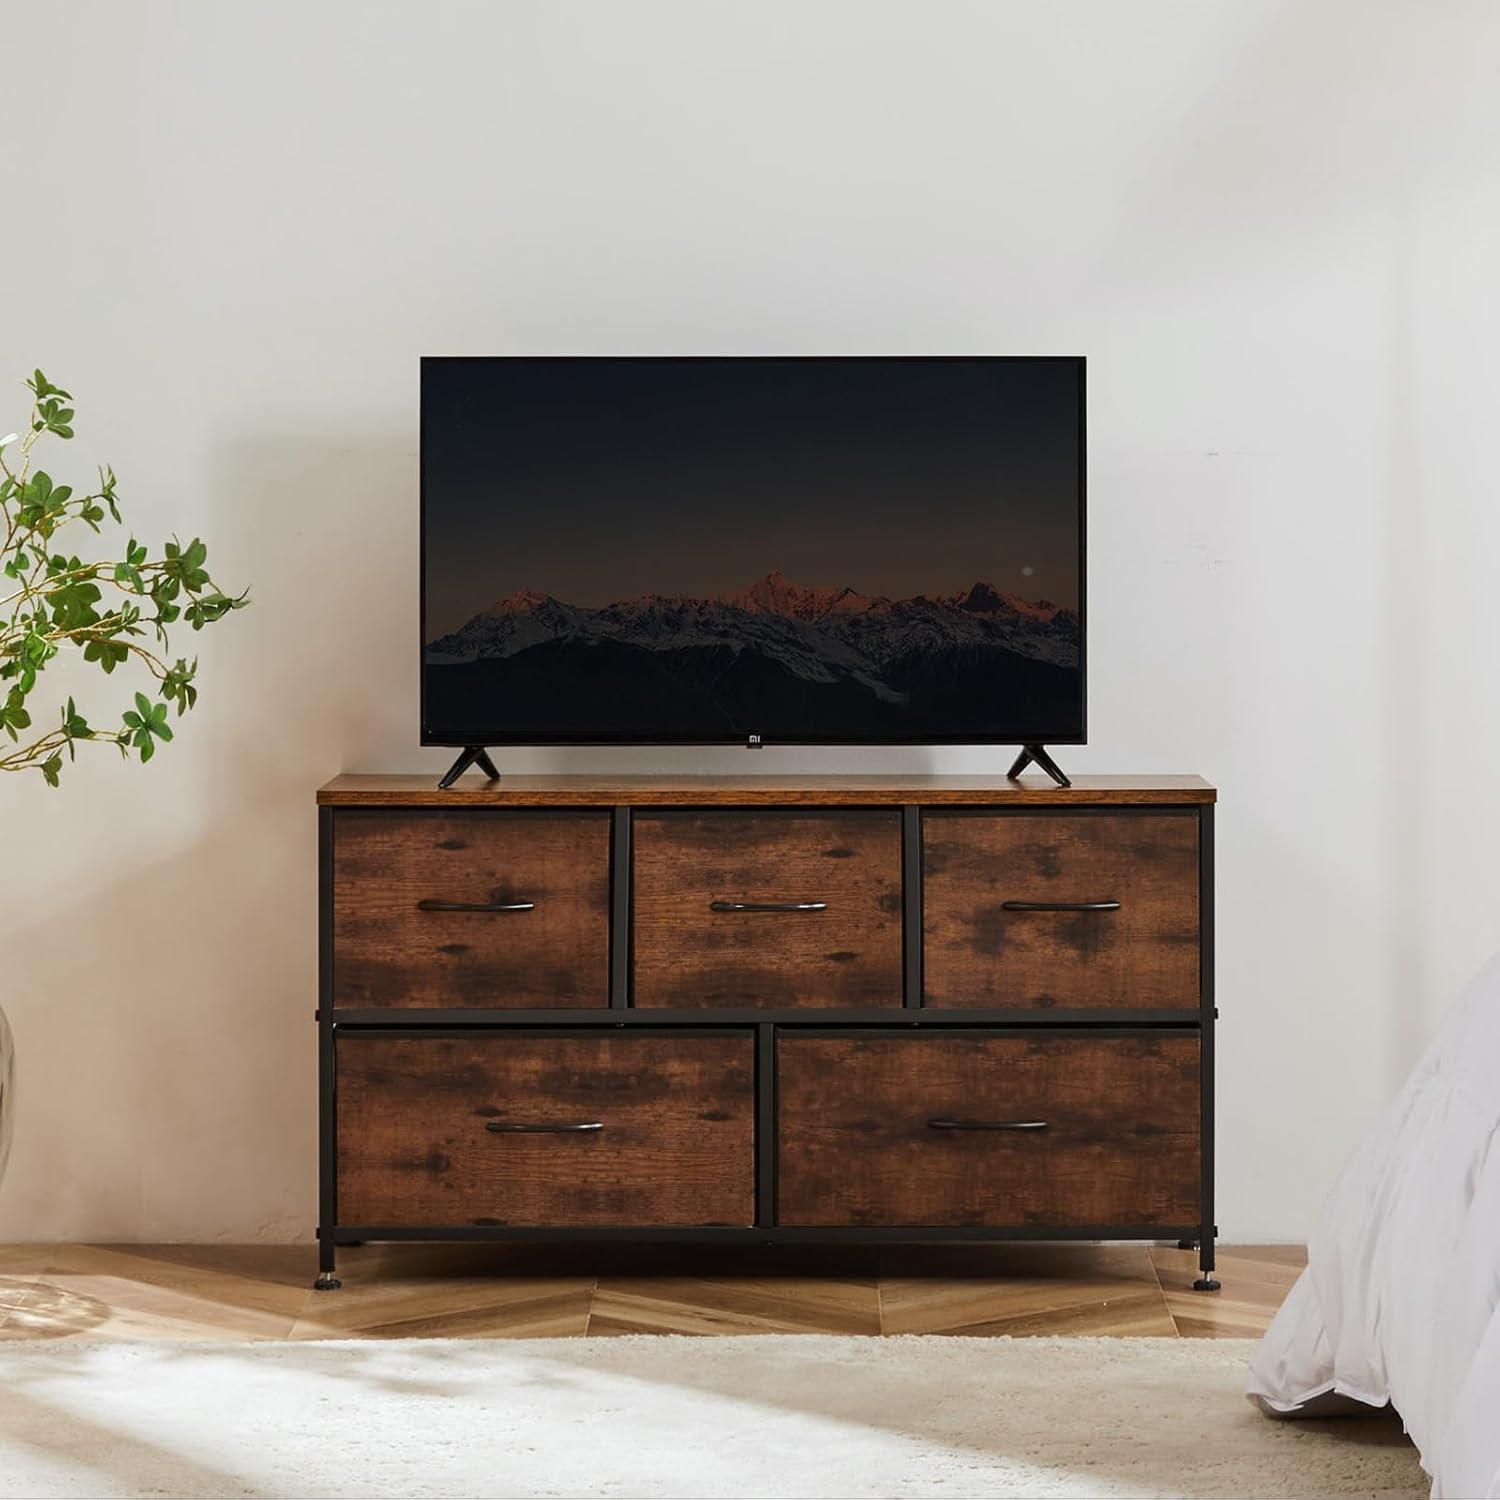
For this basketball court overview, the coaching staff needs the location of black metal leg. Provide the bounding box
[1006,744,1071,788]
[1192,803,1218,1293]
[314,1238,341,1291]
[438,745,501,790]
[1193,1237,1219,1293]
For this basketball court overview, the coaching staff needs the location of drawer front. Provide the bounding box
[922,811,1200,1010]
[632,811,903,1009]
[333,810,610,1008]
[777,1031,1199,1227]
[337,1031,754,1226]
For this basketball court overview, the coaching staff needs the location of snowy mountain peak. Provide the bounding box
[720,571,836,620]
[952,582,1065,623]
[485,586,555,615]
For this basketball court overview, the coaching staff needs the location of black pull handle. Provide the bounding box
[417,899,536,913]
[928,1118,1049,1132]
[1000,900,1120,912]
[484,1121,603,1134]
[709,900,828,913]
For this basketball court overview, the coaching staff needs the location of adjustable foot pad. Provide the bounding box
[1192,1276,1221,1293]
[313,1272,342,1292]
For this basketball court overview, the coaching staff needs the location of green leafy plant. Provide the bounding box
[0,371,246,784]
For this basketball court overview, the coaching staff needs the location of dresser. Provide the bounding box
[315,774,1218,1290]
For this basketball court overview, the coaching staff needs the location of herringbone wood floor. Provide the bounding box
[0,1242,1302,1341]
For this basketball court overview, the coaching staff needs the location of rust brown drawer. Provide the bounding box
[332,809,611,1009]
[777,1031,1200,1228]
[632,810,903,1009]
[337,1030,754,1227]
[922,811,1200,1010]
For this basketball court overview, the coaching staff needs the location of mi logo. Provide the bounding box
[747,734,764,749]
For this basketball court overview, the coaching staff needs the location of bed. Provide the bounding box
[1247,951,1500,1498]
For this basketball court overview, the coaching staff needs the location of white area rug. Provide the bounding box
[0,1336,1423,1498]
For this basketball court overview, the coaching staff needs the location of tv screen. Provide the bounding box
[422,356,1084,747]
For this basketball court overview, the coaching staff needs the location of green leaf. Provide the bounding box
[0,687,31,738]
[20,631,54,668]
[27,371,70,401]
[46,574,103,631]
[60,696,91,756]
[162,658,200,716]
[83,638,129,674]
[41,754,61,787]
[162,536,211,592]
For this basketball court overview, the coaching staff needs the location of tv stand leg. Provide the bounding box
[1193,1237,1220,1293]
[314,1236,340,1291]
[1006,744,1071,788]
[438,745,501,790]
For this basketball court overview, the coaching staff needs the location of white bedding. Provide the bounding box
[1248,952,1500,1498]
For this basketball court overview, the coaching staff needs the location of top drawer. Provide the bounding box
[922,810,1200,1010]
[332,810,611,1008]
[633,810,903,1008]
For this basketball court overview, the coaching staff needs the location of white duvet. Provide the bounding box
[1248,951,1500,1499]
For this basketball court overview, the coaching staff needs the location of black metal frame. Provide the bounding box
[316,806,340,1290]
[419,355,1088,752]
[315,799,1215,1288]
[1195,803,1219,1290]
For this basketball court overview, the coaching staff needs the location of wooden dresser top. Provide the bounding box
[317,773,1216,808]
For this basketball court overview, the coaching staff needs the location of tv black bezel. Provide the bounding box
[419,354,1086,750]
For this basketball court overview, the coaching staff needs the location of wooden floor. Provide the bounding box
[0,1242,1302,1341]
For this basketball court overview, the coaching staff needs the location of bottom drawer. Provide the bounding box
[337,1030,755,1227]
[777,1030,1199,1228]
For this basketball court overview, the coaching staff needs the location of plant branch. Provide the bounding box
[0,370,246,783]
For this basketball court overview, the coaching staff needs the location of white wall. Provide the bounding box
[2,0,1496,1243]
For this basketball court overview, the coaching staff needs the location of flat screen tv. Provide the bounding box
[422,356,1085,750]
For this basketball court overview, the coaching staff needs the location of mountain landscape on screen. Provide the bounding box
[424,572,1082,739]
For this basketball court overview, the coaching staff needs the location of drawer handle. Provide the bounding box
[416,899,536,913]
[484,1121,603,1134]
[927,1118,1050,1132]
[1000,900,1120,913]
[709,900,829,913]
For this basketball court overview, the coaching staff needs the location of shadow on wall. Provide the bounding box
[1116,0,1495,1089]
[1215,809,1402,1232]
[209,430,418,770]
[0,433,413,1243]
